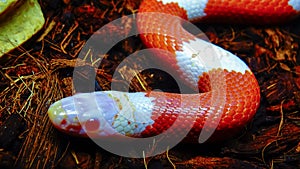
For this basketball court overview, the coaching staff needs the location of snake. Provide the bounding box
[47,0,300,143]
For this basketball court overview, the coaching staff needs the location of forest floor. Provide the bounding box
[0,0,300,168]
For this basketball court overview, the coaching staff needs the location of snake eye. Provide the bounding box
[84,118,100,132]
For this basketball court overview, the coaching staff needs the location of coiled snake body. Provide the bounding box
[48,0,300,142]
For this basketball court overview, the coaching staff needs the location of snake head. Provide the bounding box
[47,92,120,137]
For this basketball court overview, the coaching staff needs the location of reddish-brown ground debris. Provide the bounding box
[0,0,300,168]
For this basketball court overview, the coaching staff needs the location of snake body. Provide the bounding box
[48,0,300,142]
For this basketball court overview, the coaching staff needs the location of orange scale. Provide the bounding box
[249,94,257,101]
[236,105,246,114]
[141,127,151,136]
[152,39,163,48]
[215,122,227,130]
[152,33,161,42]
[152,119,161,127]
[233,112,244,120]
[222,116,234,123]
[246,99,253,107]
[166,44,176,53]
[196,117,205,125]
[145,34,154,43]
[224,106,232,112]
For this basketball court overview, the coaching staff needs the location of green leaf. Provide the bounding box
[0,0,45,56]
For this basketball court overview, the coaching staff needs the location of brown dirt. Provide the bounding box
[0,0,300,168]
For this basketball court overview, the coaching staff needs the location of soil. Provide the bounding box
[0,0,300,168]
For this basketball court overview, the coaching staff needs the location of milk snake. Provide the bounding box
[48,0,300,143]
